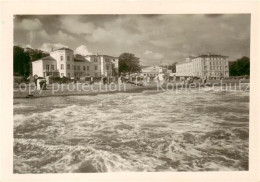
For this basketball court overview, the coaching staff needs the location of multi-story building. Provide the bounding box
[176,54,229,77]
[32,47,119,78]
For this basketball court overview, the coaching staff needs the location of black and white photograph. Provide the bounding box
[12,14,252,174]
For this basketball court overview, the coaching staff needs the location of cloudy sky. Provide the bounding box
[14,14,250,65]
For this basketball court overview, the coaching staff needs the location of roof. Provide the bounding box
[74,54,89,62]
[141,66,161,72]
[33,56,56,62]
[195,54,228,58]
[52,47,73,52]
[86,54,118,58]
[177,54,228,65]
[141,65,151,69]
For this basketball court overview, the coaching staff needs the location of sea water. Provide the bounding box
[13,89,249,173]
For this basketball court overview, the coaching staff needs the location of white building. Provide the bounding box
[140,66,167,77]
[176,54,229,77]
[32,47,119,78]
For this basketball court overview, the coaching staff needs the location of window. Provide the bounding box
[95,65,98,70]
[67,64,70,70]
[46,65,49,70]
[94,58,98,62]
[83,66,86,71]
[61,73,64,77]
[67,56,70,61]
[68,73,70,77]
[105,58,109,62]
[87,73,90,76]
[61,64,64,70]
[87,66,89,70]
[106,65,109,70]
[51,65,54,70]
[74,65,76,70]
[77,66,80,70]
[95,73,98,77]
[61,56,63,61]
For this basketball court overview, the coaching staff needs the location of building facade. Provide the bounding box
[32,48,119,78]
[176,54,229,77]
[140,66,168,77]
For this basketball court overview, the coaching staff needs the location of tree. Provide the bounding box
[164,62,177,73]
[229,56,250,76]
[13,46,31,77]
[13,46,50,77]
[171,62,177,73]
[118,53,141,75]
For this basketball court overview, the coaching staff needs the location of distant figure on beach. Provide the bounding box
[202,76,207,84]
[118,76,121,84]
[158,74,164,84]
[190,76,194,84]
[90,77,94,85]
[147,76,150,83]
[154,75,159,83]
[186,77,190,84]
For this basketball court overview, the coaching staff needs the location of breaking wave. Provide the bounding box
[13,90,249,173]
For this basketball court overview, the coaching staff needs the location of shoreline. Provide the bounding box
[13,80,249,99]
[13,83,159,99]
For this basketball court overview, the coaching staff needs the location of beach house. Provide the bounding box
[32,47,119,78]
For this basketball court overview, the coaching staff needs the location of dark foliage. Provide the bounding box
[119,53,141,75]
[13,46,49,77]
[229,57,250,76]
[13,46,31,77]
[163,62,178,73]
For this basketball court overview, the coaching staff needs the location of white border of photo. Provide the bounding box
[1,0,260,182]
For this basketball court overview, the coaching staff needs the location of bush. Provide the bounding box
[52,77,62,83]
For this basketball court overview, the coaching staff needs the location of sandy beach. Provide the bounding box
[13,79,249,99]
[13,82,159,99]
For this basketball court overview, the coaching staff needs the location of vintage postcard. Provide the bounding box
[1,1,260,182]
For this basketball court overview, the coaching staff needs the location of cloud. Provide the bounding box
[25,44,33,48]
[25,29,75,48]
[35,30,75,42]
[39,43,68,52]
[60,16,95,34]
[144,50,153,55]
[15,18,42,31]
[144,50,164,60]
[85,16,145,46]
[14,14,251,65]
[74,45,92,55]
[204,14,223,18]
[55,30,75,41]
